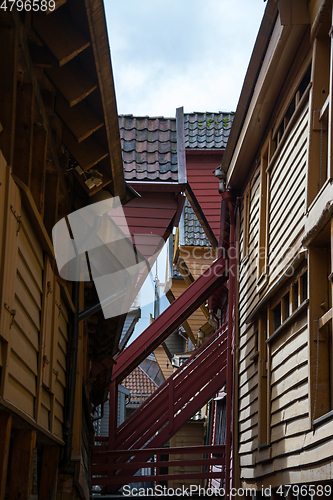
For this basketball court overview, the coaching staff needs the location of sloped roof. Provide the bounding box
[183,199,211,247]
[119,112,234,182]
[119,115,178,182]
[185,112,234,149]
[122,365,158,406]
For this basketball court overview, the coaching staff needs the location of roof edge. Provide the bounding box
[221,0,278,173]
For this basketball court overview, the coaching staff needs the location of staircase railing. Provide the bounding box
[91,323,229,488]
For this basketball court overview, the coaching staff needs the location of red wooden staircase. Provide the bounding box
[91,323,229,488]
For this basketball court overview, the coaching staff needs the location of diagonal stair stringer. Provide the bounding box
[112,254,228,383]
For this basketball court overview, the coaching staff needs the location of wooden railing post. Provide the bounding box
[168,377,174,433]
[107,380,118,493]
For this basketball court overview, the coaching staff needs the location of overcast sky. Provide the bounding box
[105,0,267,118]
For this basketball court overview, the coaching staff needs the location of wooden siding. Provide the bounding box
[168,421,205,488]
[238,165,261,333]
[0,167,69,442]
[123,191,179,251]
[179,246,215,280]
[186,152,222,241]
[153,345,174,380]
[236,98,321,487]
[268,101,309,284]
[169,279,212,342]
[238,99,309,331]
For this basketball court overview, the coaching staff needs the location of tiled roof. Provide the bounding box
[119,115,178,182]
[183,199,211,247]
[122,365,158,407]
[184,112,234,149]
[119,112,234,182]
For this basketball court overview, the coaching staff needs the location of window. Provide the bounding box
[258,139,270,281]
[307,31,331,206]
[272,65,311,152]
[309,220,333,421]
[258,311,269,446]
[242,186,250,260]
[270,268,308,335]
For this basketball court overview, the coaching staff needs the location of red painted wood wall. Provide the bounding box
[186,151,222,241]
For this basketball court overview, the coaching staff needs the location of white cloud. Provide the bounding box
[105,0,266,117]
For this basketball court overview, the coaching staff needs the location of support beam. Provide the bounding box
[63,127,108,171]
[33,10,90,66]
[112,254,228,382]
[46,60,97,107]
[12,84,34,185]
[43,171,59,237]
[0,23,18,167]
[0,413,12,500]
[30,123,47,216]
[8,430,36,500]
[38,446,60,500]
[56,96,104,143]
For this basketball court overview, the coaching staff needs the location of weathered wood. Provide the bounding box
[0,173,21,401]
[41,255,55,390]
[62,127,108,170]
[30,123,47,217]
[43,171,59,237]
[46,0,67,14]
[8,430,36,500]
[0,25,18,167]
[84,0,127,202]
[33,10,90,66]
[47,59,97,106]
[0,413,12,500]
[12,84,34,185]
[307,36,330,205]
[38,446,60,500]
[56,96,104,143]
[308,247,331,418]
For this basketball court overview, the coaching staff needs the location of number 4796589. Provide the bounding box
[0,0,55,11]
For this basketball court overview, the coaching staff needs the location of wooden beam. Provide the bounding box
[30,123,47,217]
[46,59,97,107]
[38,446,60,500]
[63,127,108,171]
[29,45,54,68]
[8,430,36,500]
[12,84,34,186]
[185,184,218,248]
[11,10,69,212]
[0,413,12,500]
[0,24,18,167]
[33,10,90,66]
[56,96,103,143]
[46,0,67,14]
[84,0,126,202]
[43,171,59,237]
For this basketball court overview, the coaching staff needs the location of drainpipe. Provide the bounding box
[221,189,236,496]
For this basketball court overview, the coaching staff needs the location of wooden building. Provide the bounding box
[220,0,333,495]
[0,1,135,498]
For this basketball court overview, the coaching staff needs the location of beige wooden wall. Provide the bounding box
[168,421,205,489]
[236,95,314,487]
[0,162,69,443]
